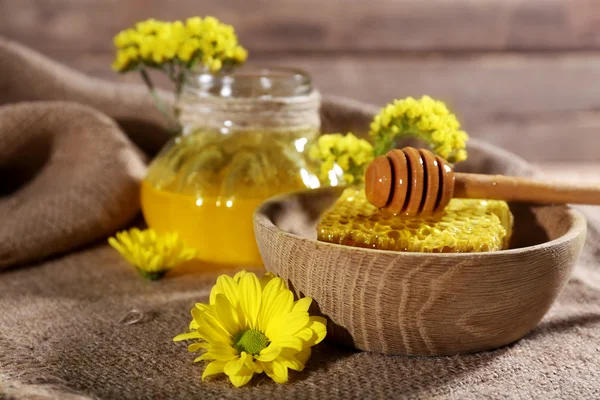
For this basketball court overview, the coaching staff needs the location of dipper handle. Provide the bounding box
[454,172,600,205]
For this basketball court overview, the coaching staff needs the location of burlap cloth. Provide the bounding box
[1,38,599,399]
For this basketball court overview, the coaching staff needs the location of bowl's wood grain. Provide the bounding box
[254,187,587,356]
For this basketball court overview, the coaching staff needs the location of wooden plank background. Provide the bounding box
[1,0,600,164]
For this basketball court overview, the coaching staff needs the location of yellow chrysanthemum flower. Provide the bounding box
[369,96,469,163]
[174,270,327,387]
[108,228,198,280]
[309,133,374,185]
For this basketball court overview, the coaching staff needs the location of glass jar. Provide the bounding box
[141,67,322,266]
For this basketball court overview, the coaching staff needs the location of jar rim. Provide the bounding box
[184,66,313,98]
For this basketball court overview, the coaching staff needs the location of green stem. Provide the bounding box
[139,68,179,133]
[166,63,177,81]
[175,68,186,98]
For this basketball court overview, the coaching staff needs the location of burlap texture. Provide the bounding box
[0,102,146,268]
[1,37,600,399]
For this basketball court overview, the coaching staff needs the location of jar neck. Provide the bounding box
[176,89,321,134]
[174,67,321,134]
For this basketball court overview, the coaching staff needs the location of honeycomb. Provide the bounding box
[317,188,513,253]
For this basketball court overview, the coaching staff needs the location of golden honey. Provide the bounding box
[141,181,267,266]
[142,128,321,267]
[318,188,513,253]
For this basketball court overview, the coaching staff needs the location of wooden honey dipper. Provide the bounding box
[365,147,600,216]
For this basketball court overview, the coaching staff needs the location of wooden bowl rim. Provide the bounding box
[254,187,587,259]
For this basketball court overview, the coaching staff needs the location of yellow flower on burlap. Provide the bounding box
[369,95,469,163]
[309,133,374,185]
[108,228,198,280]
[174,270,327,387]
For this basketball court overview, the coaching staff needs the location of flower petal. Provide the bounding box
[257,277,286,330]
[269,335,304,351]
[228,365,254,388]
[191,308,232,344]
[209,285,219,305]
[188,342,209,352]
[255,344,282,362]
[292,297,312,313]
[208,342,238,361]
[224,351,248,376]
[307,316,327,345]
[252,360,264,374]
[194,353,214,362]
[215,275,240,306]
[195,303,210,312]
[234,304,249,332]
[232,269,247,282]
[281,358,304,372]
[261,288,293,333]
[214,294,239,335]
[269,360,289,384]
[265,313,310,340]
[108,238,128,258]
[244,354,260,374]
[238,273,261,329]
[296,347,312,365]
[202,360,227,381]
[261,362,275,382]
[279,347,310,371]
[295,327,315,342]
[259,272,276,289]
[173,331,201,342]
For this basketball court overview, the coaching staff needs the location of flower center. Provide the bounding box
[232,329,269,355]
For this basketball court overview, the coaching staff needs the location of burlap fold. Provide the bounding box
[1,38,600,399]
[0,101,146,268]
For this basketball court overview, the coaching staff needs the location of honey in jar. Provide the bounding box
[141,68,323,266]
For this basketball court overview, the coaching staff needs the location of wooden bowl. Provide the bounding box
[254,187,587,356]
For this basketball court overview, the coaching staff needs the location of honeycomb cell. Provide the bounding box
[317,188,513,253]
